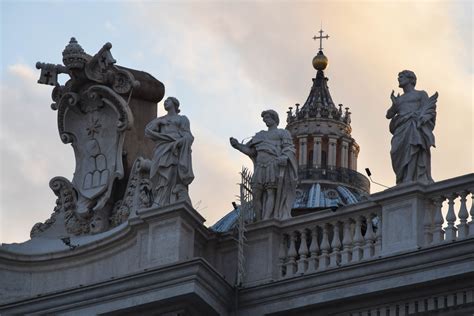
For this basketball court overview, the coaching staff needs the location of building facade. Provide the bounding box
[1,37,473,316]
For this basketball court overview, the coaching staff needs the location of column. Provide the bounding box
[298,135,307,167]
[341,139,349,169]
[327,136,338,168]
[313,135,322,168]
[350,144,359,170]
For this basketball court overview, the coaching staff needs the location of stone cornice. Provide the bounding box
[0,201,211,264]
[237,238,474,314]
[0,258,234,315]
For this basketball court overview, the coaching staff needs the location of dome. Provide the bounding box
[293,182,367,215]
[210,182,367,233]
[210,207,240,233]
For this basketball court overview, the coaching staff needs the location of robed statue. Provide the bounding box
[145,97,194,206]
[386,70,438,185]
[230,110,297,220]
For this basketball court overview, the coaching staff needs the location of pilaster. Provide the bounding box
[313,135,323,168]
[341,138,350,169]
[298,135,308,166]
[327,136,338,169]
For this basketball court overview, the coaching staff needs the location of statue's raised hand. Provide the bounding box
[390,90,398,105]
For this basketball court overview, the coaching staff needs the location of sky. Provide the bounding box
[1,0,472,244]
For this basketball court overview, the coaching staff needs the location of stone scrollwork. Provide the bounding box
[34,37,138,236]
[30,177,78,238]
[110,157,153,227]
[84,42,139,96]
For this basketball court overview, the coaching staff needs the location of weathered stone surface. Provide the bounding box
[387,70,438,185]
[1,202,208,307]
[32,38,164,237]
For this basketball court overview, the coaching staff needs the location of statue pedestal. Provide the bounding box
[137,201,207,268]
[374,183,428,256]
[243,219,282,285]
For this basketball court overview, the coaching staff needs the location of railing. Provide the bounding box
[276,174,474,280]
[298,166,370,193]
[423,177,474,246]
[278,206,381,279]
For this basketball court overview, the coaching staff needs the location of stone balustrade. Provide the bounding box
[277,207,381,279]
[271,173,474,281]
[423,178,474,246]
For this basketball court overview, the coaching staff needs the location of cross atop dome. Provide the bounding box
[313,28,329,51]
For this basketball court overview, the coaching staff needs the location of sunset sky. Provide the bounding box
[1,1,472,243]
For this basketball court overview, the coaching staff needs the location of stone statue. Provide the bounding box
[230,110,297,220]
[386,70,438,185]
[145,97,194,207]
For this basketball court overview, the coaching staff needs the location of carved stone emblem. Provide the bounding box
[33,38,137,236]
[58,85,133,218]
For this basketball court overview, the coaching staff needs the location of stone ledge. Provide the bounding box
[0,222,139,262]
[0,201,208,262]
[0,203,214,306]
[138,201,208,235]
[237,237,474,314]
[0,258,233,316]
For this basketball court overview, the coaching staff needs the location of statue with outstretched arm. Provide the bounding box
[230,110,297,220]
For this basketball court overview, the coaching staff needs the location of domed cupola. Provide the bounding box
[286,29,370,215]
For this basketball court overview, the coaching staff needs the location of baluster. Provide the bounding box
[319,224,330,270]
[363,215,375,259]
[297,229,309,275]
[445,194,458,241]
[340,218,353,265]
[374,213,382,256]
[329,222,341,268]
[307,226,319,273]
[469,191,474,236]
[423,200,433,245]
[285,231,297,277]
[431,196,445,243]
[457,191,469,239]
[278,234,288,278]
[352,216,364,262]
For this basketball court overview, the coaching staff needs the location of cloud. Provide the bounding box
[7,64,37,82]
[1,64,75,243]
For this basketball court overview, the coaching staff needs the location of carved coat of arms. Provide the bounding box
[32,38,140,236]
